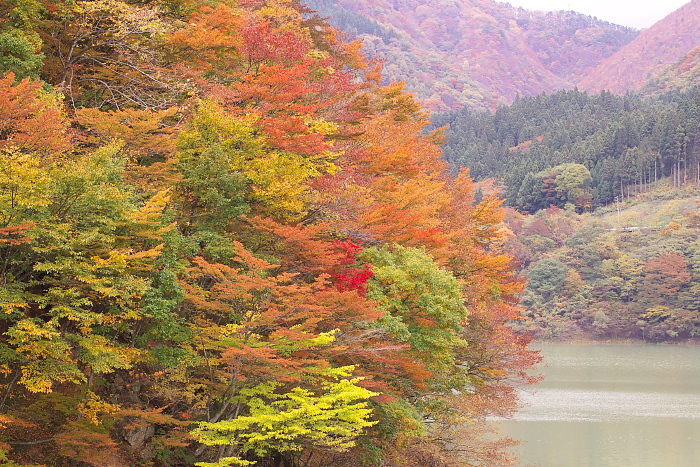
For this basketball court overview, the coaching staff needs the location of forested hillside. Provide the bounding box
[504,190,700,343]
[433,87,700,211]
[432,83,700,344]
[0,0,539,466]
[304,0,638,110]
[579,0,700,94]
[644,46,700,96]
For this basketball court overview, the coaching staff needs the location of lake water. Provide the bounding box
[494,343,700,466]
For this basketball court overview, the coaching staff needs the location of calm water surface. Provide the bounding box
[495,343,700,466]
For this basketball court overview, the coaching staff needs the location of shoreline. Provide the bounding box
[531,337,700,346]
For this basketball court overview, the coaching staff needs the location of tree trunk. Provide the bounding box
[673,163,677,188]
[620,178,624,202]
[655,158,658,187]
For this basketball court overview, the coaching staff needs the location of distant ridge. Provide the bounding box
[304,0,638,110]
[578,0,700,94]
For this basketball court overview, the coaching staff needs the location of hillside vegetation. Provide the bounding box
[644,46,700,96]
[505,185,700,342]
[305,0,638,110]
[431,76,700,343]
[433,87,700,211]
[579,0,700,94]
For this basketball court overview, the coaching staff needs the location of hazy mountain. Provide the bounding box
[642,46,700,96]
[577,0,700,94]
[304,0,638,110]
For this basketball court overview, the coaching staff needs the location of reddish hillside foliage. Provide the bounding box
[305,0,638,110]
[578,0,700,94]
[643,45,700,95]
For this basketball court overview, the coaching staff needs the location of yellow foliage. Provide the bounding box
[179,100,341,220]
[0,149,51,223]
[661,221,683,235]
[304,115,338,135]
[78,391,120,425]
[245,150,320,219]
[259,0,303,28]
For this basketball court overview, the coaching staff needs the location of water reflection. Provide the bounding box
[495,344,700,466]
[518,388,700,421]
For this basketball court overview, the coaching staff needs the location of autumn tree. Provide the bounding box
[0,73,69,154]
[641,253,692,301]
[0,1,540,466]
[37,0,189,109]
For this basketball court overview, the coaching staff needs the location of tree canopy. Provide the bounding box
[0,1,538,466]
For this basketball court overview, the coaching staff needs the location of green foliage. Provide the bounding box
[363,244,468,375]
[434,87,700,210]
[0,0,46,79]
[527,258,569,300]
[176,101,254,236]
[555,163,593,209]
[0,28,44,79]
[0,143,166,391]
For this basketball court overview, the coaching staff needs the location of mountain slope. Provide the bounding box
[578,0,700,94]
[305,0,638,110]
[643,46,700,96]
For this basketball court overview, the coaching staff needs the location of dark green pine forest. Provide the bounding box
[433,87,700,213]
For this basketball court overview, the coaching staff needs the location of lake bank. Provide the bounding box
[532,337,700,346]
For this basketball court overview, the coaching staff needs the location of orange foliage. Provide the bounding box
[0,1,539,465]
[0,74,69,154]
